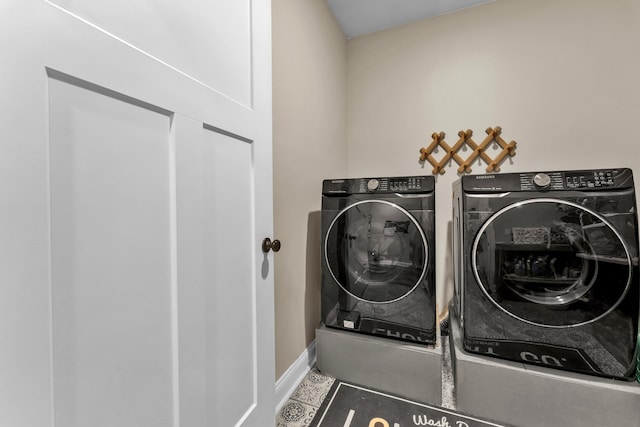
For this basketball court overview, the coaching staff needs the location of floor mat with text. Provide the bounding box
[310,381,510,427]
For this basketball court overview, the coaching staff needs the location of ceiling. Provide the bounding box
[326,0,495,39]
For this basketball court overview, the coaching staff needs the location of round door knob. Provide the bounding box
[262,238,281,253]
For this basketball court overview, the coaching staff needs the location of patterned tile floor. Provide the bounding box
[276,338,456,426]
[276,367,336,427]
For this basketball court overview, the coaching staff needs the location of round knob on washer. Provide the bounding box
[533,173,551,187]
[367,179,380,191]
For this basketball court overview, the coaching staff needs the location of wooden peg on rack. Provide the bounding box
[419,132,442,162]
[486,126,517,172]
[447,130,471,174]
[419,132,448,175]
[460,129,493,172]
[455,130,474,173]
[479,127,499,164]
[433,136,456,175]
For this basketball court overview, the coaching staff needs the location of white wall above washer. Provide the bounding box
[326,0,495,38]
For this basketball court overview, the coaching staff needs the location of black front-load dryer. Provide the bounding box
[321,175,436,345]
[452,168,639,380]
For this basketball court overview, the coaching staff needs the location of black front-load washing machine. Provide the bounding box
[452,168,639,380]
[321,175,436,345]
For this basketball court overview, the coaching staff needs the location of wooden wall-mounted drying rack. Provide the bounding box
[419,126,517,175]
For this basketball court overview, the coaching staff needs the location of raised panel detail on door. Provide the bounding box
[49,76,174,427]
[47,0,252,106]
[176,117,256,426]
[2,0,273,425]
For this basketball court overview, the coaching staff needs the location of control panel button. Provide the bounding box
[533,173,551,188]
[367,178,380,191]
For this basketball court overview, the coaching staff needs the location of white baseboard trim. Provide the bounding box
[275,340,317,413]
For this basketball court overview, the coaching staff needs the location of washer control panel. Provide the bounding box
[564,170,615,189]
[463,168,633,192]
[359,176,427,193]
[323,175,434,195]
[521,169,620,190]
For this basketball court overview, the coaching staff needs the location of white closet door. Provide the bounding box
[0,1,275,426]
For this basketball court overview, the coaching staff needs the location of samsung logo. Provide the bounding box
[476,175,496,180]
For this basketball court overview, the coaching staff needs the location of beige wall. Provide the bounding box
[272,0,347,379]
[346,0,640,316]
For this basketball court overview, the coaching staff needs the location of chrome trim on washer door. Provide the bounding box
[470,198,633,328]
[324,199,429,304]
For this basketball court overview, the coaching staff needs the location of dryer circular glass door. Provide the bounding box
[325,200,428,303]
[472,198,633,327]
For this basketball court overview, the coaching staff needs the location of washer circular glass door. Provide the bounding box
[325,200,428,303]
[472,198,633,327]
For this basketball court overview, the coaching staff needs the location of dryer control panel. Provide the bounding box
[462,168,634,192]
[564,170,615,189]
[323,175,435,195]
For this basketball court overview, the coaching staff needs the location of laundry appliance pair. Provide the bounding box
[321,168,640,381]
